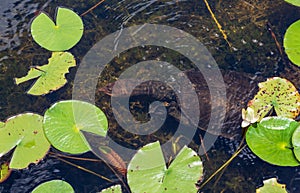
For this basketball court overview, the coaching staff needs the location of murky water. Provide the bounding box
[1,0,300,192]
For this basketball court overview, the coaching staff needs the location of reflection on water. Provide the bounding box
[0,0,300,192]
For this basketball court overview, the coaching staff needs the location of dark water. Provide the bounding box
[1,0,300,192]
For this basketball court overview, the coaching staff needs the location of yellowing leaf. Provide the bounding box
[256,178,287,193]
[15,52,76,95]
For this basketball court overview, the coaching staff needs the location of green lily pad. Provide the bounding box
[247,77,300,121]
[0,162,11,183]
[291,124,300,161]
[285,0,300,7]
[127,141,203,193]
[31,7,83,51]
[256,178,287,193]
[43,100,108,154]
[15,52,76,96]
[32,180,74,193]
[0,122,4,128]
[99,185,122,193]
[284,19,300,66]
[0,113,50,169]
[246,117,300,166]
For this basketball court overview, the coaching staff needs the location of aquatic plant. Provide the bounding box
[43,100,108,154]
[0,113,50,169]
[127,141,203,192]
[0,162,11,183]
[15,7,83,95]
[284,0,300,66]
[31,180,74,193]
[246,117,300,166]
[256,178,287,193]
[99,185,122,193]
[15,52,76,95]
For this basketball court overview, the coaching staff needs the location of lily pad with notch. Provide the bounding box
[246,116,300,166]
[127,141,203,193]
[256,178,287,193]
[246,77,300,122]
[0,113,50,169]
[31,7,83,51]
[15,52,76,95]
[43,100,108,154]
[32,180,74,193]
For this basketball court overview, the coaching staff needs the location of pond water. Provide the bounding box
[1,0,300,192]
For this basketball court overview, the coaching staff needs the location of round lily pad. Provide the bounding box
[99,185,122,193]
[284,19,300,66]
[127,141,203,192]
[256,178,287,193]
[247,77,300,121]
[285,0,300,7]
[43,100,108,154]
[15,52,76,95]
[291,124,300,161]
[32,180,74,193]
[31,7,83,51]
[0,113,50,169]
[246,117,300,166]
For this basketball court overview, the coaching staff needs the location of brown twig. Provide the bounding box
[80,0,105,17]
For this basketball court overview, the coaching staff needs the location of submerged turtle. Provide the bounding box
[98,64,299,139]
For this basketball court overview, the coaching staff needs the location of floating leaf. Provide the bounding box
[15,52,76,95]
[246,117,300,166]
[247,77,300,121]
[43,100,108,154]
[127,141,203,192]
[0,122,4,128]
[0,162,11,183]
[0,113,50,169]
[284,19,300,66]
[256,178,287,193]
[31,7,83,51]
[291,124,300,161]
[99,185,122,193]
[285,0,300,7]
[32,180,74,193]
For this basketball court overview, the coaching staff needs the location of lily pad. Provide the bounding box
[0,122,4,128]
[247,77,300,121]
[285,0,300,7]
[43,100,108,154]
[246,117,300,166]
[291,124,300,161]
[99,185,122,193]
[31,7,83,51]
[32,180,74,193]
[0,113,50,169]
[256,178,287,193]
[0,162,11,183]
[15,52,76,95]
[284,19,300,66]
[127,141,203,193]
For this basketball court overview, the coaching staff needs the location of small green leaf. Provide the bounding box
[284,19,300,66]
[43,100,108,154]
[291,124,300,161]
[247,77,300,121]
[15,52,76,95]
[0,162,11,183]
[0,113,50,169]
[256,178,287,193]
[127,141,203,193]
[31,7,83,51]
[246,117,300,166]
[32,180,74,193]
[285,0,300,7]
[99,185,122,193]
